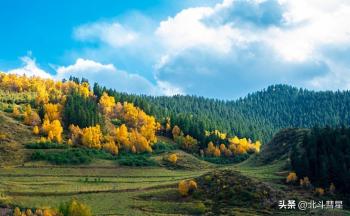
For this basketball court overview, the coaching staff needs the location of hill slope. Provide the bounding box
[96,84,350,143]
[0,112,35,166]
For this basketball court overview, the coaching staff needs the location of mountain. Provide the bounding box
[95,84,350,143]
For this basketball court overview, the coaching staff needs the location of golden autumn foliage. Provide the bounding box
[12,207,57,216]
[1,73,161,154]
[213,148,221,157]
[103,136,119,155]
[12,106,21,117]
[41,118,63,143]
[286,172,298,183]
[121,102,158,144]
[315,187,325,196]
[81,125,103,149]
[99,92,115,115]
[43,103,62,121]
[115,124,130,148]
[35,209,43,216]
[300,176,311,188]
[0,73,92,102]
[129,130,152,153]
[64,198,93,216]
[228,136,261,155]
[205,130,227,140]
[168,153,178,164]
[13,207,21,216]
[33,126,40,135]
[25,209,33,216]
[23,105,41,126]
[178,179,198,196]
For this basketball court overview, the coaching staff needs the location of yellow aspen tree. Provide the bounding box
[81,125,102,149]
[43,103,62,121]
[286,172,298,183]
[168,153,178,164]
[33,126,40,135]
[99,92,115,115]
[115,124,130,149]
[213,147,221,157]
[103,136,119,155]
[12,106,21,117]
[219,143,226,152]
[48,131,54,141]
[23,105,41,126]
[178,180,189,196]
[13,207,21,216]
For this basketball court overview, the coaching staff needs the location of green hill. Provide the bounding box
[96,84,350,143]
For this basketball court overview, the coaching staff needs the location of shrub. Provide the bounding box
[31,149,92,165]
[299,176,311,188]
[59,198,92,216]
[315,188,325,196]
[116,152,157,166]
[286,172,298,184]
[167,153,178,164]
[152,142,177,154]
[178,179,198,197]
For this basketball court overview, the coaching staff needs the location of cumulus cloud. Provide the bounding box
[56,58,161,95]
[74,22,138,47]
[7,56,52,79]
[153,0,350,98]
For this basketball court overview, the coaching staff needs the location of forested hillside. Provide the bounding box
[94,83,350,143]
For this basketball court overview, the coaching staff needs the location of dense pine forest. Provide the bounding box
[94,83,350,144]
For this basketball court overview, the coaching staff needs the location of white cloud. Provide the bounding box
[7,56,52,79]
[74,22,138,47]
[156,2,250,54]
[267,1,350,62]
[56,58,161,95]
[156,80,184,96]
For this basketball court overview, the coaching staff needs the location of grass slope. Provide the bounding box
[0,112,35,166]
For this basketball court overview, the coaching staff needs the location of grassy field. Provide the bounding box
[0,162,210,215]
[1,111,349,215]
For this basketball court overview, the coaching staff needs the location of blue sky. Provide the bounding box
[1,0,350,99]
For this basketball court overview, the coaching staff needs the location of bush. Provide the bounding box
[116,152,157,166]
[286,172,298,184]
[152,142,177,154]
[31,149,92,165]
[167,153,178,164]
[59,198,92,216]
[31,148,115,165]
[178,179,198,197]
